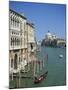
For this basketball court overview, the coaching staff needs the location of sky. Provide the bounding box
[9,1,66,41]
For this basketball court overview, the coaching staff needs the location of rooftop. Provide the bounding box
[9,9,27,20]
[26,22,34,28]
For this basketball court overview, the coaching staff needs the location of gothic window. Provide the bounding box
[17,19,19,27]
[15,38,16,46]
[15,20,16,27]
[11,59,13,68]
[31,43,33,50]
[14,54,17,69]
[10,16,13,25]
[13,38,14,46]
[19,57,20,64]
[11,38,12,46]
[17,39,18,45]
[12,17,14,27]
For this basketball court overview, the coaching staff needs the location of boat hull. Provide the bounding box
[34,71,48,84]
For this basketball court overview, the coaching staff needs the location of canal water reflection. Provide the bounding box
[9,47,66,88]
[39,47,66,87]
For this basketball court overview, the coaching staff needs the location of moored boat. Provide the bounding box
[34,71,48,84]
[59,54,63,58]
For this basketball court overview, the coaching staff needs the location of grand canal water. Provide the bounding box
[28,47,66,88]
[10,47,66,88]
[36,47,66,87]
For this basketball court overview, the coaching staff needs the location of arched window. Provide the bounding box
[11,38,12,46]
[16,18,18,27]
[15,16,17,27]
[13,38,14,46]
[14,54,17,69]
[17,39,18,45]
[10,15,13,25]
[15,20,16,27]
[31,43,33,50]
[15,38,16,46]
[19,57,20,64]
[17,39,20,46]
[16,18,19,27]
[12,17,14,27]
[18,21,19,27]
[11,59,13,68]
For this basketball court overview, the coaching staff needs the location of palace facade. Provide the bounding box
[9,9,36,74]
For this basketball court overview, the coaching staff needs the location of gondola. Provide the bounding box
[34,71,48,84]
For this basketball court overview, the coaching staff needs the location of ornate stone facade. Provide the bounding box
[9,9,36,74]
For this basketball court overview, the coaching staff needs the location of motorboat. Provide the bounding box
[59,54,63,58]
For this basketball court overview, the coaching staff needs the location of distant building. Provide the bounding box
[57,38,66,47]
[42,31,57,47]
[45,31,52,40]
[52,34,56,40]
[45,31,57,40]
[41,31,66,47]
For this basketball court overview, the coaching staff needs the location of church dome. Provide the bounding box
[46,31,52,39]
[46,32,52,36]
